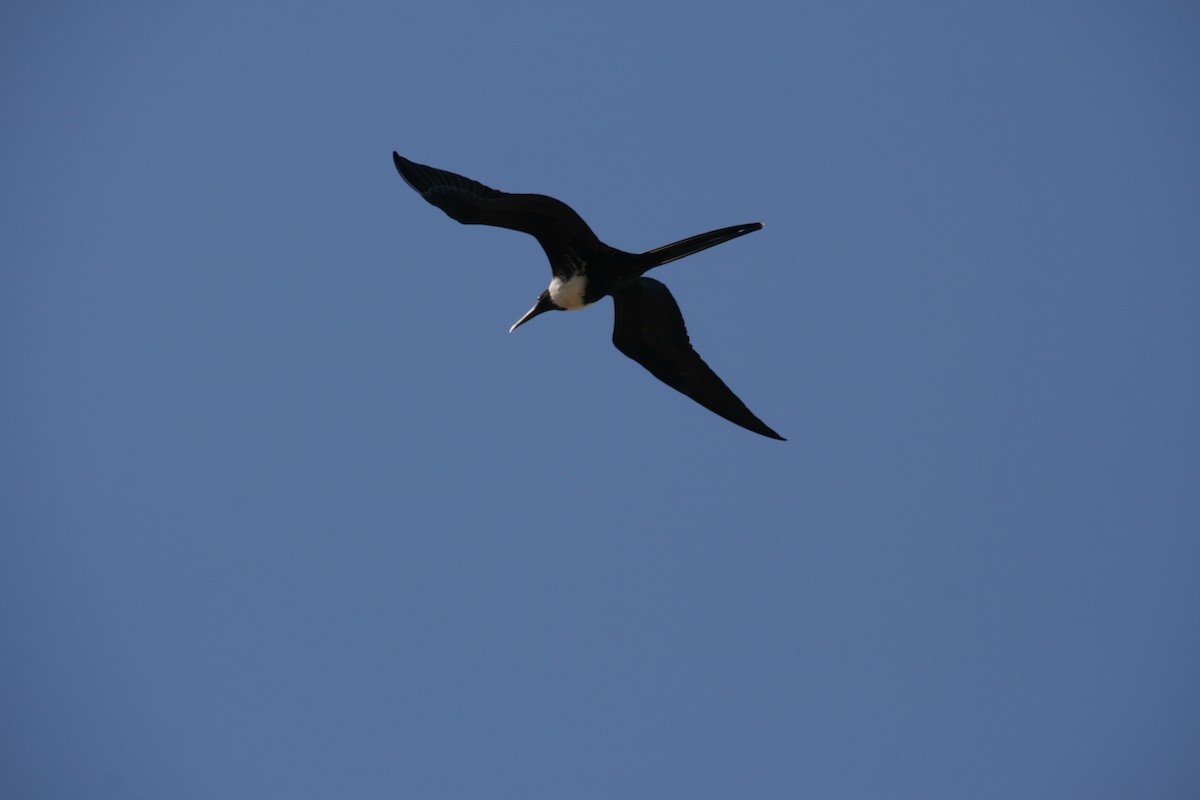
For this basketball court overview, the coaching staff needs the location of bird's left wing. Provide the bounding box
[393,153,613,270]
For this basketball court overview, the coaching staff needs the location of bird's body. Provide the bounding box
[392,152,784,440]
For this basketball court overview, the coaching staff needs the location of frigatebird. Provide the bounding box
[392,152,784,441]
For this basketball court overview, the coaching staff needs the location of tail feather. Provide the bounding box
[636,222,763,272]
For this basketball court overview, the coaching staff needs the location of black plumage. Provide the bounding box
[392,152,783,440]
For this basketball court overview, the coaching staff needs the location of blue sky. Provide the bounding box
[2,2,1198,798]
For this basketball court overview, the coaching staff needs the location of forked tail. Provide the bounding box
[634,222,763,274]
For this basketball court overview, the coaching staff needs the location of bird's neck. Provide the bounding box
[549,274,590,310]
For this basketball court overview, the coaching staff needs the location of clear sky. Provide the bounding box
[2,3,1198,798]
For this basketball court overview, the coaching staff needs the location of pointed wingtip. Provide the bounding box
[751,421,786,441]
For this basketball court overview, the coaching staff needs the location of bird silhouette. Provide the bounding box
[392,152,784,440]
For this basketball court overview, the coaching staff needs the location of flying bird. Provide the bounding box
[392,152,784,440]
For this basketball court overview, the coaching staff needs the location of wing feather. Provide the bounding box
[611,277,784,440]
[392,153,617,271]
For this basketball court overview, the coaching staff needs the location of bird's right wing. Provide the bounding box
[611,277,784,440]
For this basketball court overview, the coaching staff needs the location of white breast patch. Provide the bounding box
[548,274,589,310]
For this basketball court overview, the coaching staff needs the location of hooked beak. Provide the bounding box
[509,291,558,333]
